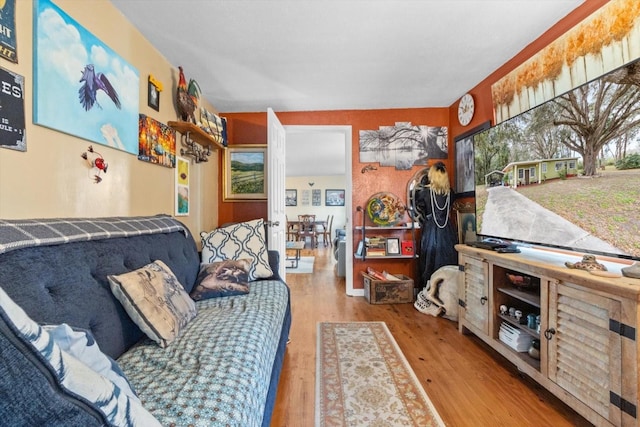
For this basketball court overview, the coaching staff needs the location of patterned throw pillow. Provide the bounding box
[43,324,139,402]
[190,259,251,301]
[0,288,161,426]
[200,218,273,281]
[108,260,197,348]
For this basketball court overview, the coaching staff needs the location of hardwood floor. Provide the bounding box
[271,246,592,427]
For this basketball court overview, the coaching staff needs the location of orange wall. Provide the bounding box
[222,0,611,290]
[222,108,449,286]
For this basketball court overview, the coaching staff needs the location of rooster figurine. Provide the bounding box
[176,66,201,124]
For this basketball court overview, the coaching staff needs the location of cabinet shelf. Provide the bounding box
[497,287,540,308]
[168,121,225,150]
[498,313,540,339]
[355,225,419,231]
[495,339,541,371]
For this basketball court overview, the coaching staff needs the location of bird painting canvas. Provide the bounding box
[33,0,139,155]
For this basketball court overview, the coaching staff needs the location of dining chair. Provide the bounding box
[321,215,333,247]
[286,215,298,241]
[297,214,317,248]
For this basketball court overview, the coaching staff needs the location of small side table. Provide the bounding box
[285,241,305,268]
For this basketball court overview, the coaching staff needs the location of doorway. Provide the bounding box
[284,125,354,295]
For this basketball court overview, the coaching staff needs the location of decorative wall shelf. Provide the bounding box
[168,121,225,151]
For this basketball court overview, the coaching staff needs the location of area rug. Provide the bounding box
[315,322,445,427]
[286,256,314,274]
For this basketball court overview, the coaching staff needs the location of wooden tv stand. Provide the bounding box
[456,244,639,427]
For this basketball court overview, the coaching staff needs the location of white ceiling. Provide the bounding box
[110,0,586,177]
[286,130,347,176]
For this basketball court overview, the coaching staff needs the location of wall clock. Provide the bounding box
[458,93,475,126]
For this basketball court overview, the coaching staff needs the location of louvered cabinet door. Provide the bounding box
[461,255,489,335]
[548,281,622,426]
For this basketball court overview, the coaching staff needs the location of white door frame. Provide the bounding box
[284,125,357,296]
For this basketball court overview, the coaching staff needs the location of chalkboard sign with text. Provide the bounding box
[0,66,25,151]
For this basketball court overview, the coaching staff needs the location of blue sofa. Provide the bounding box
[0,216,291,427]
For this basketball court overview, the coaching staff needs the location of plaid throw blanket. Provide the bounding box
[0,215,189,255]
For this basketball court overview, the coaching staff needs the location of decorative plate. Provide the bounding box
[366,192,406,226]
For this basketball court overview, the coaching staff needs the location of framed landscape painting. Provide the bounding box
[325,189,345,206]
[223,145,267,201]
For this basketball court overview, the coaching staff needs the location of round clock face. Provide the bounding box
[458,93,475,126]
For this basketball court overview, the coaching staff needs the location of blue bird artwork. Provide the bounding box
[78,64,121,111]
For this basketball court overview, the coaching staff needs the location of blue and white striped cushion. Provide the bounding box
[0,288,160,427]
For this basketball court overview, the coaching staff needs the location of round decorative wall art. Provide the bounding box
[366,192,406,226]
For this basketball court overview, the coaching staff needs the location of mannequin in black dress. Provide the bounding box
[414,162,458,290]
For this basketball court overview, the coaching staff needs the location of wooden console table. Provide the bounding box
[456,244,639,427]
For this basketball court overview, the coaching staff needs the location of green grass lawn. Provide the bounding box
[476,168,640,258]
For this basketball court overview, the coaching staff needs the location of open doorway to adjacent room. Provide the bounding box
[284,125,354,295]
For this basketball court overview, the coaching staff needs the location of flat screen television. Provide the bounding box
[468,59,640,262]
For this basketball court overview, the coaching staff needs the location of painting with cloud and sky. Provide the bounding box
[33,0,139,155]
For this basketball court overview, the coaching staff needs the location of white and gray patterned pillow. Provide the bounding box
[200,219,273,281]
[0,288,161,426]
[108,260,197,348]
[43,323,139,402]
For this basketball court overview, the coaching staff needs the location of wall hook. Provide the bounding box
[361,164,378,174]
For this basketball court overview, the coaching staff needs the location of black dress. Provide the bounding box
[415,187,458,289]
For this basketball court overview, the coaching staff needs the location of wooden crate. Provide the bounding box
[362,273,414,304]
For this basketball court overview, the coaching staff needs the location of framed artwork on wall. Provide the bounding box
[301,190,310,206]
[33,0,140,155]
[312,189,321,206]
[325,189,345,206]
[223,145,267,201]
[138,114,175,168]
[0,66,25,151]
[286,189,297,206]
[454,121,490,197]
[147,79,160,111]
[175,157,189,216]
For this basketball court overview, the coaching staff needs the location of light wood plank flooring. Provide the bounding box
[271,246,592,426]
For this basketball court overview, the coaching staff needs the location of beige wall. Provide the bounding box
[285,175,347,233]
[0,0,219,243]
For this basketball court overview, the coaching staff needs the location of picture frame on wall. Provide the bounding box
[453,121,490,197]
[301,190,310,206]
[312,189,321,206]
[223,145,267,201]
[148,79,160,111]
[456,209,477,244]
[175,157,189,216]
[325,189,345,206]
[0,66,25,151]
[286,189,297,206]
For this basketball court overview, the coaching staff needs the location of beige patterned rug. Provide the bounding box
[315,322,445,427]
